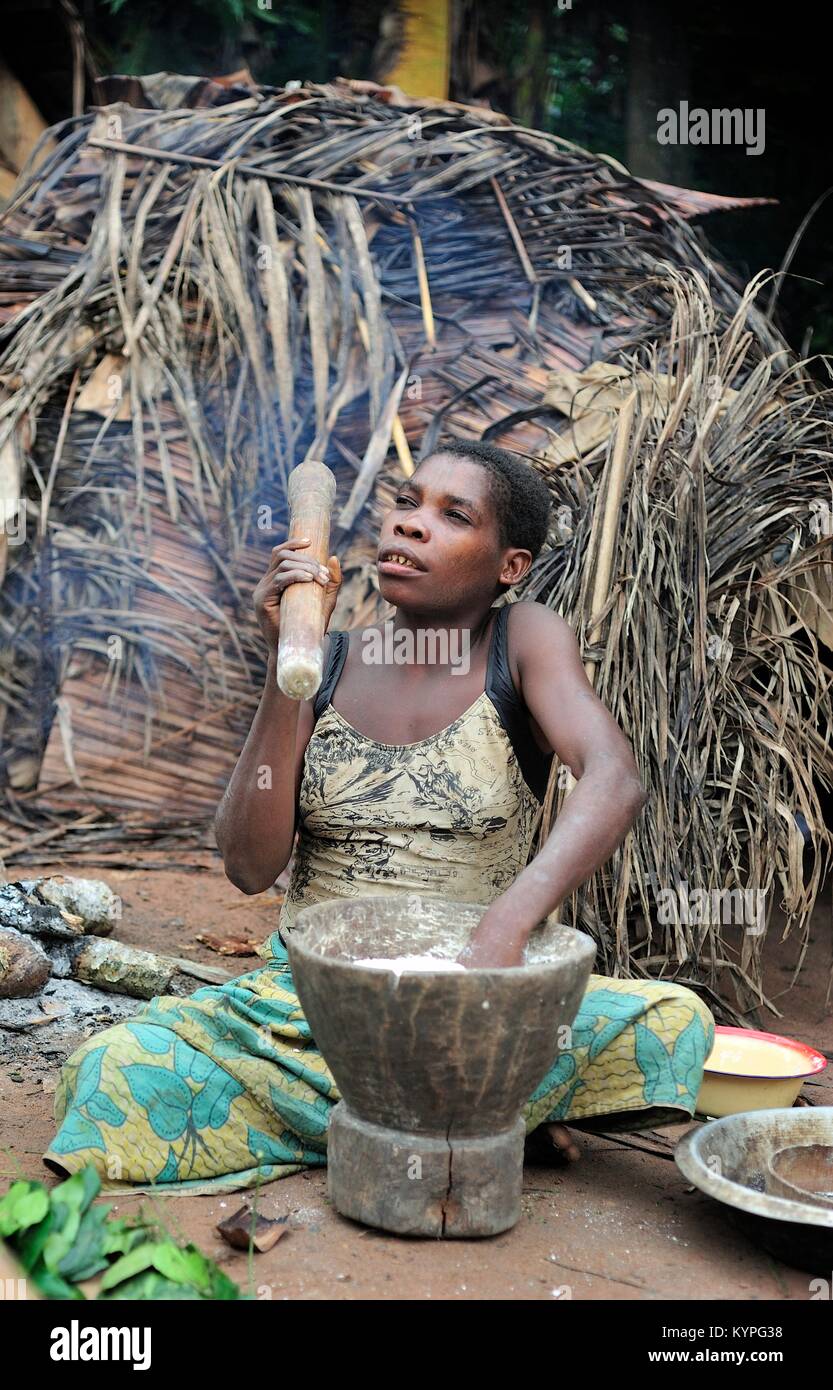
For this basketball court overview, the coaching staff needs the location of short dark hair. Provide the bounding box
[424,439,552,559]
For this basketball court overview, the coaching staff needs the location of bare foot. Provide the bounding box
[525,1122,582,1165]
[544,1122,581,1161]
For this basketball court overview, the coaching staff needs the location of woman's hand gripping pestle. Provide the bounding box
[253,537,341,656]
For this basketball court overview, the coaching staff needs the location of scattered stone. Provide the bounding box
[18,875,121,936]
[70,938,175,999]
[0,926,52,998]
[0,882,83,940]
[0,876,121,943]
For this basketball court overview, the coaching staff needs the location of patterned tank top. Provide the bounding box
[257,602,555,955]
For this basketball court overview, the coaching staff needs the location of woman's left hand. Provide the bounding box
[455,901,533,968]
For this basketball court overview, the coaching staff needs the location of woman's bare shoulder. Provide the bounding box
[506,600,577,642]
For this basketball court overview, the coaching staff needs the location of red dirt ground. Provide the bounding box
[2,861,830,1301]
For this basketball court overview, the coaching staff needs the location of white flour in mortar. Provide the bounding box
[351,954,467,978]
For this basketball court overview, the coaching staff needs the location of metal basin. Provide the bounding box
[675,1107,833,1273]
[769,1143,833,1210]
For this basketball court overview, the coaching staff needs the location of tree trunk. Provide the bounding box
[625,0,692,182]
[515,0,550,130]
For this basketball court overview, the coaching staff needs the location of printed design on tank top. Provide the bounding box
[272,605,552,936]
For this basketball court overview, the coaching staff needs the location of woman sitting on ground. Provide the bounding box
[44,440,714,1193]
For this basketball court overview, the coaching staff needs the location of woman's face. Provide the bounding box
[375,454,531,607]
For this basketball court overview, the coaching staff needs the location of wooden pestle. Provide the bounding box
[276,459,338,699]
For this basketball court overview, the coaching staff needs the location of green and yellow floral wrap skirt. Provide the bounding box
[44,933,715,1196]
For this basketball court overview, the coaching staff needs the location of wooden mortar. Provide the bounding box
[286,893,596,1238]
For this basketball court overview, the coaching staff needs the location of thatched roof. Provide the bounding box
[0,75,830,1008]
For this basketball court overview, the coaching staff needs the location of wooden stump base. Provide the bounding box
[327,1102,525,1238]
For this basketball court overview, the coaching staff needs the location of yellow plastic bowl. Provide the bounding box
[695,1027,827,1118]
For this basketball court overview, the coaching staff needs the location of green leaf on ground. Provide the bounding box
[1,1165,241,1301]
[0,1182,49,1237]
[57,1204,114,1282]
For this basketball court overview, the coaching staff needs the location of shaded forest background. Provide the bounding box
[3,0,832,355]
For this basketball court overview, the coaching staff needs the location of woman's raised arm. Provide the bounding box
[214,539,341,893]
